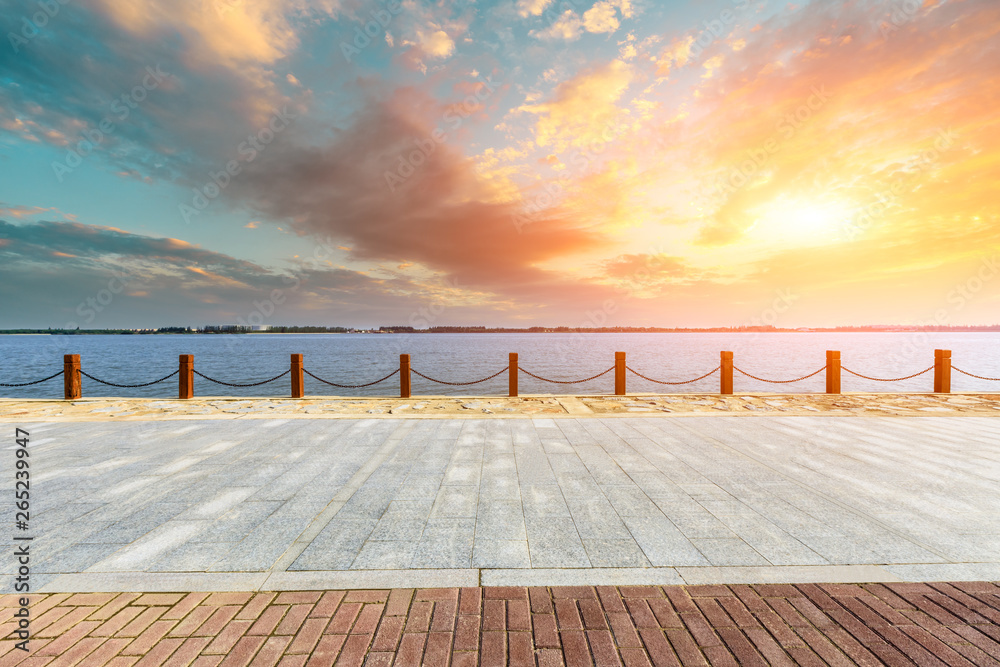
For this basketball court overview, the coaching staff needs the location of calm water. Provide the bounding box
[1,332,999,398]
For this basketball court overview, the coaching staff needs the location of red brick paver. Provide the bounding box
[2,583,999,664]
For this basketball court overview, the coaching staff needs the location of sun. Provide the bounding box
[747,196,854,245]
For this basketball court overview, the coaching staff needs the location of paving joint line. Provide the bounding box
[265,420,416,576]
[554,417,622,569]
[468,420,487,573]
[742,416,963,563]
[668,416,956,564]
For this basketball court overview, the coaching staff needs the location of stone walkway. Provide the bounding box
[5,416,1000,594]
[2,582,1000,666]
[3,412,1000,664]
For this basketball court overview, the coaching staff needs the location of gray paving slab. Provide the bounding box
[148,541,235,572]
[582,539,651,567]
[475,499,527,541]
[471,539,531,568]
[33,542,127,574]
[525,517,591,568]
[621,516,709,567]
[411,526,475,569]
[5,416,1000,592]
[352,541,420,569]
[689,538,771,566]
[291,518,378,570]
[429,485,479,518]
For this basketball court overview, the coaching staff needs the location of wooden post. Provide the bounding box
[63,354,80,400]
[720,351,733,395]
[934,349,951,393]
[826,350,841,394]
[400,354,411,399]
[509,353,518,397]
[179,354,194,399]
[291,354,304,398]
[615,351,626,396]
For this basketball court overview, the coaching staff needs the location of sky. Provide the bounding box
[1,0,998,329]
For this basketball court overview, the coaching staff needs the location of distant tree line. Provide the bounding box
[4,324,1000,335]
[263,326,350,333]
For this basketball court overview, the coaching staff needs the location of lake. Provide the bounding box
[2,332,999,398]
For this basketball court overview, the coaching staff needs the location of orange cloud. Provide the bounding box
[519,60,633,151]
[0,204,57,219]
[516,0,553,18]
[583,2,620,34]
[91,0,340,67]
[656,35,694,78]
[185,266,249,289]
[225,87,607,306]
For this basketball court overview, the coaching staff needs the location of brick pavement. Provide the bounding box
[2,582,999,665]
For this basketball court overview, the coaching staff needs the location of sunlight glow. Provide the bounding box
[747,196,854,245]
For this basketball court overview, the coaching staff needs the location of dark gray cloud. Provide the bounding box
[225,86,614,308]
[0,219,454,327]
[0,1,618,315]
[0,0,303,185]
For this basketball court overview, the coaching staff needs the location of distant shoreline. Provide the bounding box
[3,327,1000,335]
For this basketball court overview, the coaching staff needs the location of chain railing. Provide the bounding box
[0,370,64,387]
[953,367,1000,381]
[412,367,508,386]
[80,370,179,388]
[518,366,615,384]
[303,368,399,389]
[841,366,934,382]
[734,366,827,384]
[626,366,720,385]
[193,369,289,387]
[1,349,996,400]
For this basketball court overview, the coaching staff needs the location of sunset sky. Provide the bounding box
[1,0,998,328]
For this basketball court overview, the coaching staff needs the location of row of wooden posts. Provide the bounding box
[57,350,956,400]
